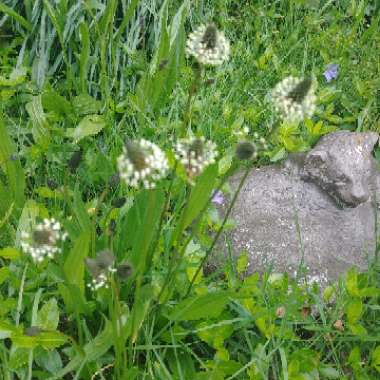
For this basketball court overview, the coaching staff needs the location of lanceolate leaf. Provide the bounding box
[172,164,218,245]
[66,115,106,142]
[0,3,32,31]
[79,22,90,93]
[167,291,234,321]
[47,321,113,380]
[124,189,165,273]
[37,298,60,331]
[0,116,25,214]
[25,95,51,149]
[64,231,90,294]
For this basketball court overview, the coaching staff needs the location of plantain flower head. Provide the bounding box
[117,139,169,189]
[186,23,230,66]
[21,218,67,262]
[174,136,218,181]
[271,76,317,123]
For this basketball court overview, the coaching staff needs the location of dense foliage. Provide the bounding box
[0,0,379,379]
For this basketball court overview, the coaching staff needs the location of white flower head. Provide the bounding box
[174,136,218,181]
[21,218,67,263]
[85,250,117,291]
[186,23,230,66]
[271,76,317,123]
[117,139,169,189]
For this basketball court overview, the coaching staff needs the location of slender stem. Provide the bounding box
[16,263,28,326]
[156,166,235,303]
[111,277,126,377]
[156,185,192,303]
[92,187,109,257]
[109,278,122,379]
[147,163,178,269]
[182,64,203,136]
[128,275,142,367]
[75,312,84,346]
[27,349,33,380]
[186,166,251,296]
[0,345,10,380]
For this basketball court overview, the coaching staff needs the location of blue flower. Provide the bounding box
[323,63,339,82]
[212,190,225,205]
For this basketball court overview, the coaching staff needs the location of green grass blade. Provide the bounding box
[0,2,32,31]
[0,115,25,213]
[79,21,90,93]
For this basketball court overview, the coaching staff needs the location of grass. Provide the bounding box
[0,0,380,379]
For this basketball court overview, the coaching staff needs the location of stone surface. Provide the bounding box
[221,131,379,285]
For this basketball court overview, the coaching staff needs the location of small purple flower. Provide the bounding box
[212,190,224,205]
[323,63,339,82]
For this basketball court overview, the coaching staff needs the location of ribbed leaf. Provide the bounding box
[0,116,25,214]
[64,231,90,294]
[124,189,165,273]
[25,95,51,149]
[167,291,233,321]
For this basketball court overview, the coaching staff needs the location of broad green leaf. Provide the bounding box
[36,186,63,200]
[11,334,40,348]
[79,22,90,92]
[371,346,380,373]
[237,252,249,275]
[195,370,224,380]
[359,287,380,297]
[346,299,363,324]
[0,181,12,219]
[348,346,361,370]
[0,116,25,213]
[58,283,88,315]
[36,331,68,349]
[66,115,106,142]
[124,189,165,272]
[127,284,154,343]
[41,90,72,118]
[72,184,92,233]
[183,165,218,227]
[167,290,233,321]
[173,164,218,244]
[47,321,113,379]
[218,152,233,175]
[255,317,275,338]
[37,298,60,331]
[0,299,17,317]
[15,199,39,248]
[348,323,367,336]
[346,268,360,297]
[8,348,29,370]
[25,95,51,148]
[0,247,21,260]
[270,147,287,162]
[72,94,101,116]
[0,67,27,86]
[12,331,67,349]
[0,321,20,339]
[0,267,10,285]
[196,321,233,349]
[35,349,63,374]
[63,231,90,294]
[123,368,140,380]
[319,367,340,379]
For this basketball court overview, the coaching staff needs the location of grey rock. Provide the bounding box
[222,131,379,285]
